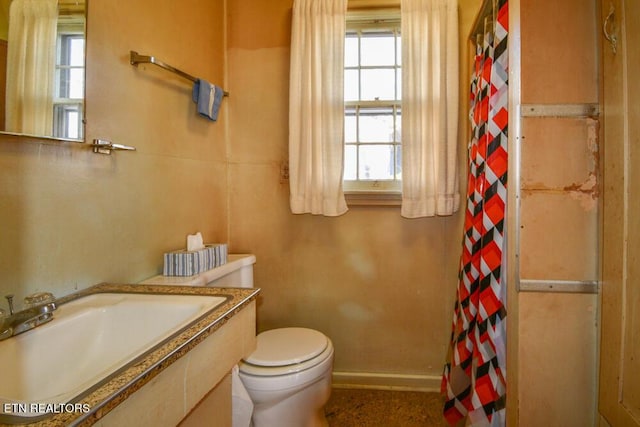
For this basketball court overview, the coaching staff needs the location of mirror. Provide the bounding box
[0,0,85,142]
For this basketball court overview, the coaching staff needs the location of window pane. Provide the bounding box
[345,69,359,101]
[395,145,402,179]
[345,35,359,67]
[361,68,395,101]
[70,38,84,66]
[57,69,68,98]
[359,145,395,180]
[359,108,395,143]
[53,104,83,139]
[343,20,402,190]
[345,109,357,142]
[69,69,84,99]
[344,145,357,180]
[67,111,80,139]
[361,32,395,66]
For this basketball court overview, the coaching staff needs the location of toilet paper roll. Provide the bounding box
[232,365,253,427]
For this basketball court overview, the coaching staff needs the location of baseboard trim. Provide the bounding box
[332,371,442,392]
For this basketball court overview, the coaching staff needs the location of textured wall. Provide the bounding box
[226,0,475,383]
[0,0,228,305]
[0,1,600,412]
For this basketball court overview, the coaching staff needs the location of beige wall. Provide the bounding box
[516,0,599,425]
[0,0,603,420]
[225,0,478,383]
[0,0,228,303]
[0,0,8,41]
[0,0,477,387]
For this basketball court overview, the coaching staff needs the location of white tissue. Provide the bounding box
[186,232,205,251]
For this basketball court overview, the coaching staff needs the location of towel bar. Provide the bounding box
[130,51,229,96]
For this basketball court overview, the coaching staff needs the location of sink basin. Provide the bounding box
[0,292,227,423]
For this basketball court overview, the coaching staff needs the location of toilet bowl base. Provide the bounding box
[248,371,332,427]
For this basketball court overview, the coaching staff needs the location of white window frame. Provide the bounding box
[344,9,402,204]
[53,17,85,140]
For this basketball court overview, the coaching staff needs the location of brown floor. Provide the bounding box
[325,388,449,427]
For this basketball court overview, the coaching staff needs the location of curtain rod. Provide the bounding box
[469,0,495,41]
[348,0,400,10]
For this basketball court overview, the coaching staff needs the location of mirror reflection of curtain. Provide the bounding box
[5,0,57,136]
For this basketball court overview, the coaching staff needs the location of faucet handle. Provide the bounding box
[24,292,55,308]
[4,295,14,315]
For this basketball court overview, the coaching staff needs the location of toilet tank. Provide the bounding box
[140,254,256,288]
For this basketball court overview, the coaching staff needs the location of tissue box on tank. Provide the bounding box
[163,244,228,276]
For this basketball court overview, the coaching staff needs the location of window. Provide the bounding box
[53,21,85,140]
[344,11,401,194]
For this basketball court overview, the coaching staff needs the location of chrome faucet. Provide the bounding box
[5,293,16,315]
[0,292,57,341]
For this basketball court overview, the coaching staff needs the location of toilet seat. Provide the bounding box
[239,328,332,377]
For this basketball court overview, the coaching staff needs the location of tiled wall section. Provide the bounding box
[517,0,599,425]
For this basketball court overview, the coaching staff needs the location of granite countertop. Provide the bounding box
[2,283,259,427]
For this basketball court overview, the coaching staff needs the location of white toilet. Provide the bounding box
[141,254,334,427]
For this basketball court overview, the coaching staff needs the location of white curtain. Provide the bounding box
[289,0,348,217]
[400,0,460,218]
[5,0,58,136]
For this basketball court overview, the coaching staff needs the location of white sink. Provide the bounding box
[0,292,227,422]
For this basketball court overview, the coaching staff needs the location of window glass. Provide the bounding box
[345,109,357,142]
[343,18,401,192]
[359,107,395,143]
[54,31,85,140]
[358,145,395,180]
[345,69,359,101]
[361,69,396,101]
[361,31,395,66]
[345,35,359,67]
[344,145,358,180]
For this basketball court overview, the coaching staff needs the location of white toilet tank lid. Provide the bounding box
[244,327,328,367]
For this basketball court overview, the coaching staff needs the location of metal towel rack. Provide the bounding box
[129,50,229,96]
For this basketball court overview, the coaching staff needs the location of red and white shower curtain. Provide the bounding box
[442,0,508,425]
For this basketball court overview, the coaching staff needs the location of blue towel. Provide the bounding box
[192,78,224,121]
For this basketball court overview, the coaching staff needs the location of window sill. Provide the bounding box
[345,191,401,206]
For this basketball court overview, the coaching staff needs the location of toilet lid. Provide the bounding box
[243,327,328,367]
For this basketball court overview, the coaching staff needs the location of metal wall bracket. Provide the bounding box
[519,279,599,294]
[91,139,136,155]
[520,103,599,118]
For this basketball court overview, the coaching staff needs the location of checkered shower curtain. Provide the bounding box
[441,0,508,425]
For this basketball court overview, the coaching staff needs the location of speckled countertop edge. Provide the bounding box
[1,283,260,427]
